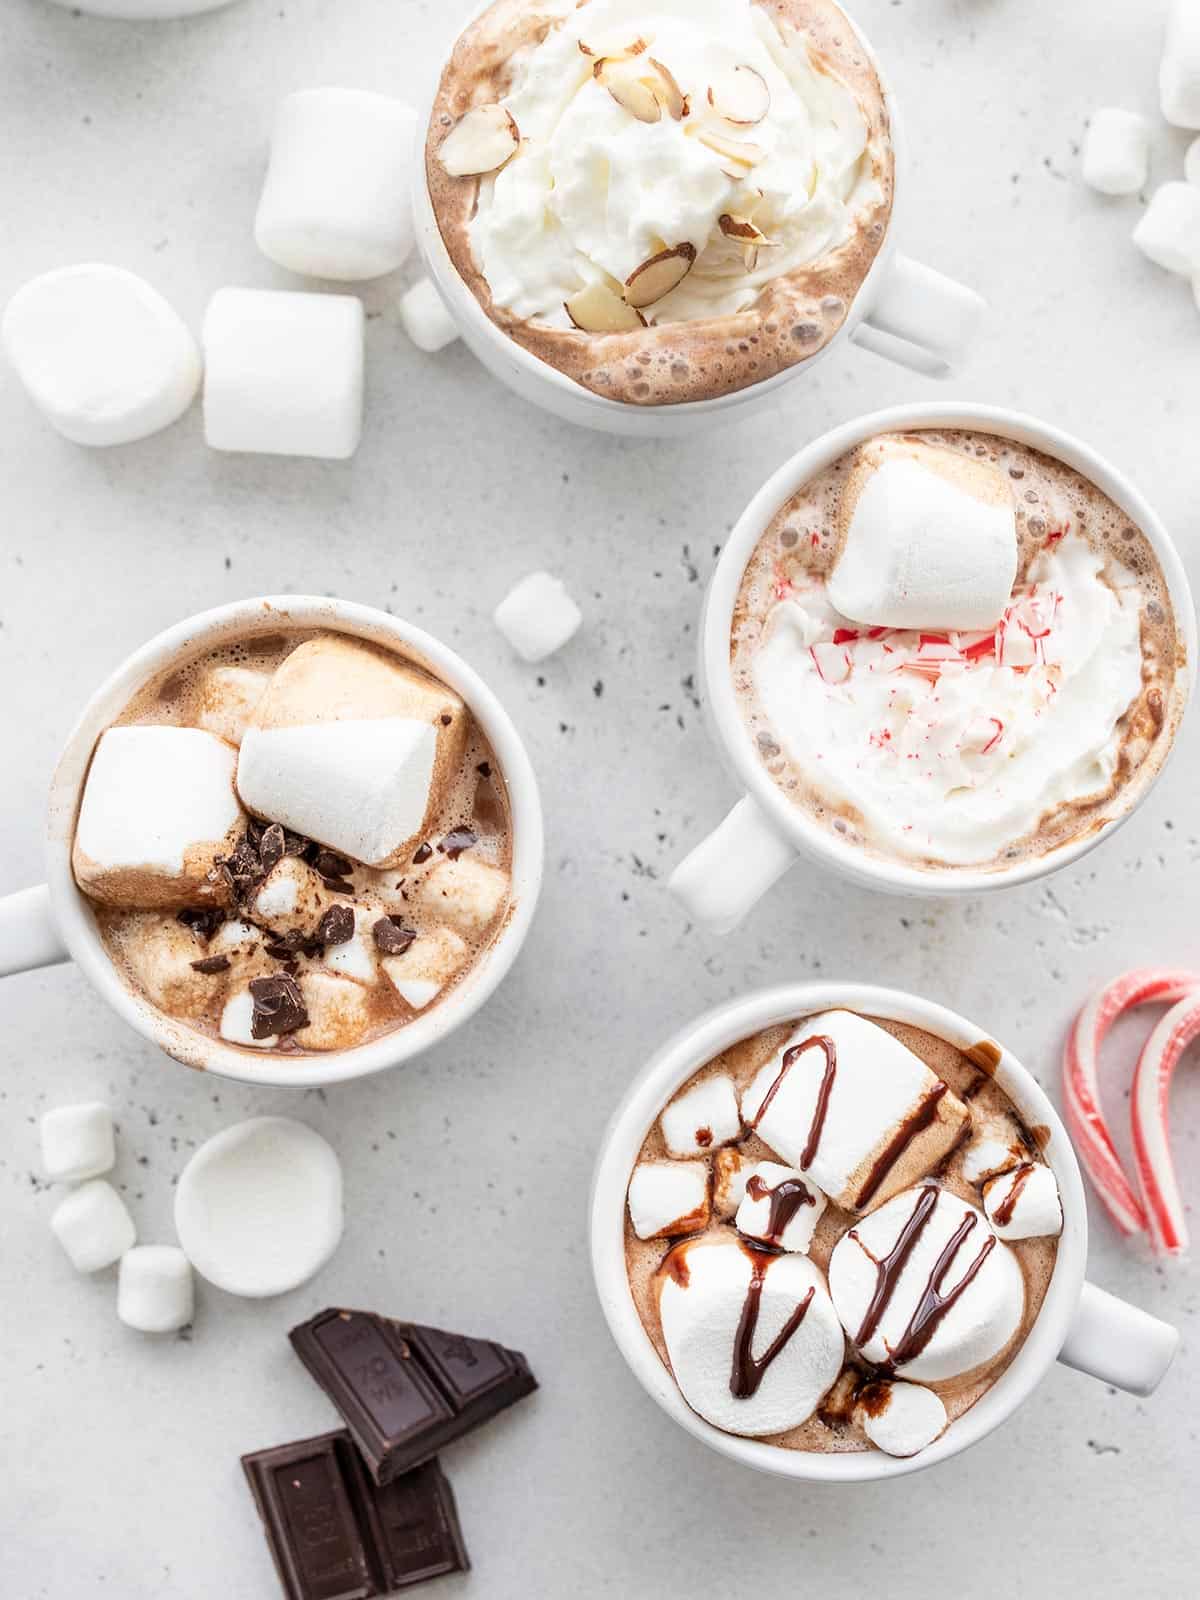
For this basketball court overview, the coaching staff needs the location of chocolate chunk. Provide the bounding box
[241,1430,468,1600]
[249,974,309,1040]
[259,822,286,872]
[475,761,491,778]
[313,849,355,887]
[372,917,417,957]
[411,843,433,866]
[317,905,356,947]
[438,829,477,860]
[190,955,231,975]
[177,907,227,941]
[289,1309,537,1487]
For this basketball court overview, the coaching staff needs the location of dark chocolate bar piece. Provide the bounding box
[242,1430,468,1600]
[289,1308,537,1485]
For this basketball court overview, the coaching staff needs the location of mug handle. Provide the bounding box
[851,252,986,377]
[0,885,69,978]
[1057,1280,1179,1397]
[668,796,796,935]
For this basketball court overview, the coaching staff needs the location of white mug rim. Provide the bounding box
[43,595,545,1088]
[700,401,1198,894]
[588,980,1089,1482]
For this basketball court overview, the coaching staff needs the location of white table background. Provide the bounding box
[2,1,1198,1594]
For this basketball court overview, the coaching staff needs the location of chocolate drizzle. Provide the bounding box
[992,1162,1035,1227]
[751,1034,837,1170]
[745,1173,816,1246]
[854,1185,938,1350]
[854,1081,948,1210]
[730,1248,815,1400]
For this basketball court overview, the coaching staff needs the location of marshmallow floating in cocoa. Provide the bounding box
[381,924,469,1010]
[194,665,271,748]
[853,1379,948,1458]
[741,1010,968,1213]
[828,437,1018,631]
[237,636,468,869]
[660,1074,741,1158]
[627,1160,710,1241]
[735,1161,826,1254]
[73,726,244,909]
[415,854,509,939]
[118,1246,194,1334]
[982,1162,1063,1241]
[295,970,373,1052]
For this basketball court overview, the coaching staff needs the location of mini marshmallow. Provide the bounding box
[237,636,468,868]
[658,1237,844,1437]
[829,438,1017,631]
[712,1148,753,1218]
[493,572,583,663]
[73,726,243,909]
[627,1160,710,1240]
[118,1246,194,1334]
[195,666,270,747]
[982,1162,1064,1241]
[961,1119,1028,1186]
[251,856,336,936]
[1082,108,1150,196]
[1161,0,1200,128]
[854,1380,948,1458]
[741,1011,968,1213]
[416,854,509,939]
[209,918,262,956]
[399,278,460,353]
[735,1161,826,1254]
[324,904,382,984]
[660,1075,742,1158]
[296,970,372,1051]
[40,1101,114,1183]
[256,89,417,281]
[2,264,200,447]
[202,287,363,459]
[174,1117,343,1297]
[829,1186,1025,1383]
[381,924,468,1010]
[50,1180,136,1274]
[220,988,277,1049]
[1132,182,1200,274]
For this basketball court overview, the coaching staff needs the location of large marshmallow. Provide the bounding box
[202,287,363,459]
[40,1102,114,1183]
[256,89,418,281]
[50,1180,136,1274]
[1082,108,1150,196]
[296,970,373,1051]
[1161,0,1200,127]
[399,278,460,353]
[237,636,468,868]
[741,1011,968,1214]
[712,1148,753,1218]
[1132,182,1200,274]
[2,264,200,447]
[118,1246,194,1334]
[828,437,1018,631]
[829,1186,1024,1383]
[854,1379,948,1458]
[627,1160,711,1241]
[493,572,583,663]
[660,1074,742,1158]
[735,1161,826,1254]
[982,1162,1063,1241]
[658,1237,844,1437]
[381,924,468,1010]
[195,665,270,747]
[174,1117,343,1297]
[416,854,509,939]
[73,726,243,908]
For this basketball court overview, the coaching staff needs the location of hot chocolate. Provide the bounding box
[426,0,893,404]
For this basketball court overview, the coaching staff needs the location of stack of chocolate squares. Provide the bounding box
[242,1307,538,1596]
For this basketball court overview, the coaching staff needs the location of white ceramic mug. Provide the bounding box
[408,0,986,438]
[590,981,1179,1483]
[0,596,544,1088]
[669,401,1198,932]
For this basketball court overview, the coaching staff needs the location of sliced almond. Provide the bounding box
[707,64,771,126]
[719,213,769,271]
[647,57,687,120]
[690,125,765,178]
[624,243,697,308]
[564,282,647,334]
[596,56,663,123]
[438,104,520,178]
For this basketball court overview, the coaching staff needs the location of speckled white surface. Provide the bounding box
[1,1,1198,1595]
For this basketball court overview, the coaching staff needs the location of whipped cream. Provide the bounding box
[753,532,1146,865]
[470,0,878,325]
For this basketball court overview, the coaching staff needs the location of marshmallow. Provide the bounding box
[1133,182,1200,274]
[324,904,383,984]
[829,438,1018,631]
[174,1117,343,1297]
[735,1161,827,1254]
[493,572,583,663]
[115,911,243,1018]
[73,726,243,909]
[296,970,373,1051]
[50,1180,136,1274]
[658,1238,844,1436]
[627,1160,710,1240]
[399,278,460,353]
[118,1246,194,1334]
[741,1011,969,1214]
[210,917,262,957]
[660,1075,742,1158]
[251,856,336,937]
[195,666,270,747]
[256,89,417,282]
[961,1118,1028,1186]
[829,1186,1025,1383]
[416,854,509,939]
[45,2,241,15]
[220,987,277,1049]
[712,1148,753,1218]
[2,264,200,447]
[237,637,468,868]
[854,1380,948,1458]
[1161,0,1200,127]
[40,1102,114,1183]
[982,1162,1063,1241]
[1082,108,1150,196]
[1187,136,1200,188]
[202,287,363,459]
[381,924,468,1009]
